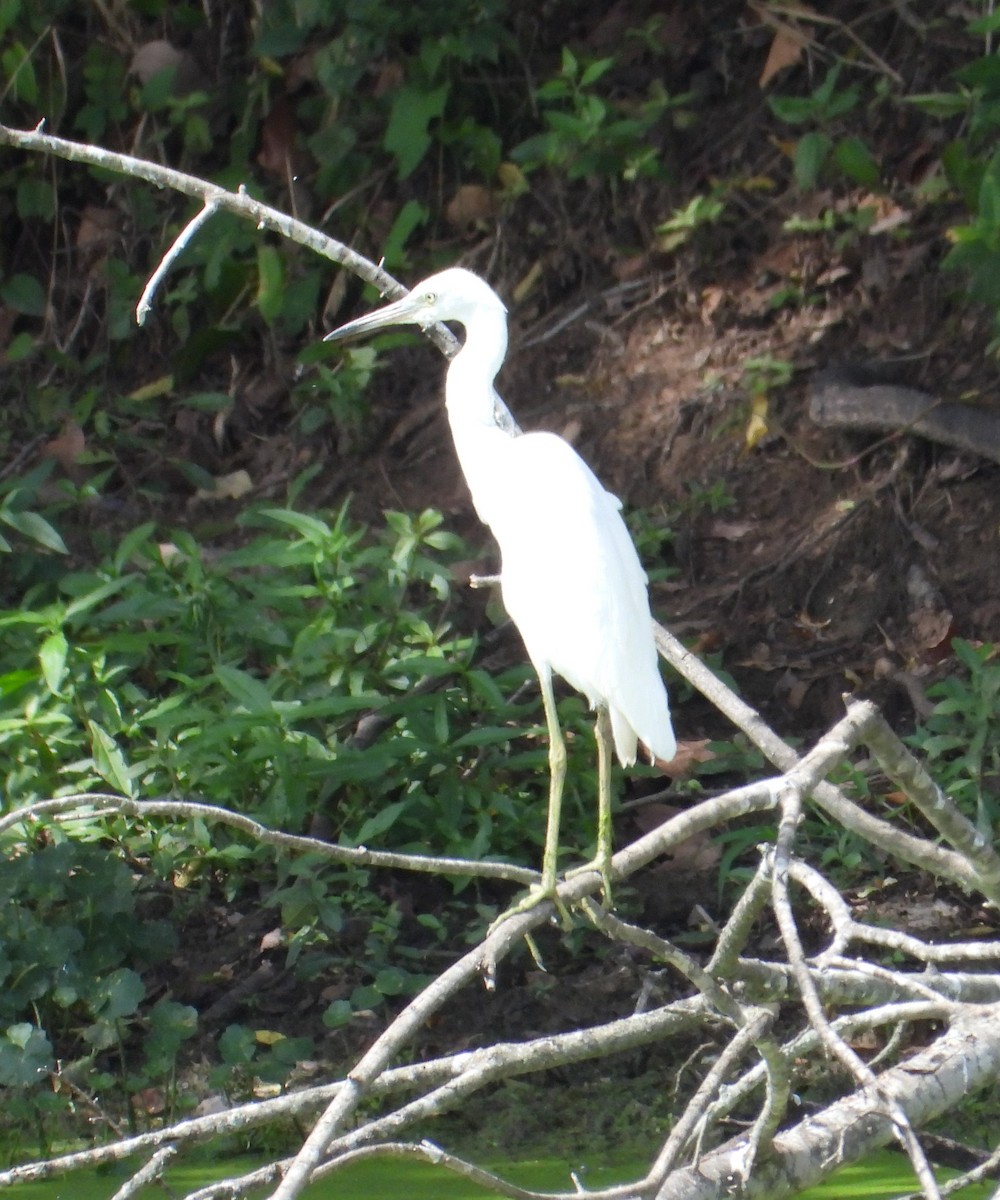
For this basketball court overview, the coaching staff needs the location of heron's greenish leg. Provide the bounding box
[488,668,572,932]
[538,668,567,896]
[594,703,614,904]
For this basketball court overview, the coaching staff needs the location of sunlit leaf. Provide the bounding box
[39,631,68,695]
[87,720,134,796]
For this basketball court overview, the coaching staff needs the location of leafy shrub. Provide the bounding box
[0,502,619,864]
[909,639,1000,836]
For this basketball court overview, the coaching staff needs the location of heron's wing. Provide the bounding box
[490,432,675,765]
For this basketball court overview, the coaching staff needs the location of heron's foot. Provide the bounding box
[565,857,614,909]
[488,881,573,935]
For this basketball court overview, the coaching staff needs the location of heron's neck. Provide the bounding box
[441,307,511,526]
[443,309,508,433]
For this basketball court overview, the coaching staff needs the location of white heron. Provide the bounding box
[325,267,676,909]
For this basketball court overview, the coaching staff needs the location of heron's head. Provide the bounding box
[324,267,506,343]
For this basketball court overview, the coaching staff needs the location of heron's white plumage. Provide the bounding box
[406,268,675,767]
[325,266,675,898]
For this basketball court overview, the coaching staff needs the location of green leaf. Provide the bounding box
[794,131,832,191]
[16,177,54,220]
[978,153,1000,230]
[146,1000,198,1053]
[92,968,144,1020]
[0,272,45,316]
[0,506,67,553]
[0,1024,53,1088]
[219,1023,257,1065]
[580,57,614,88]
[905,92,971,119]
[260,507,332,544]
[355,800,408,842]
[833,136,880,187]
[373,966,411,996]
[349,984,382,1010]
[968,8,1000,33]
[256,243,285,323]
[384,83,449,178]
[63,576,134,621]
[767,94,817,126]
[1,41,37,104]
[213,664,275,714]
[322,999,353,1029]
[87,720,134,796]
[39,631,68,695]
[380,199,429,271]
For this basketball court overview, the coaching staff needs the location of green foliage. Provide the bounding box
[655,187,728,252]
[908,640,1000,836]
[512,46,688,182]
[0,496,643,893]
[0,836,175,1093]
[214,1022,313,1095]
[0,495,659,1143]
[767,64,878,192]
[943,149,1000,331]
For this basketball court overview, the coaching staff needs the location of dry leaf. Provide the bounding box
[744,393,770,450]
[130,40,202,93]
[76,205,118,254]
[759,24,810,88]
[512,262,543,304]
[257,96,300,177]
[444,184,496,229]
[259,928,283,952]
[496,161,528,197]
[42,422,86,473]
[129,375,175,403]
[131,1087,166,1116]
[373,60,405,97]
[700,285,726,322]
[704,518,755,541]
[194,469,254,501]
[130,39,184,83]
[655,738,715,777]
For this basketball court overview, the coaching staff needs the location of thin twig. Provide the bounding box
[136,199,218,324]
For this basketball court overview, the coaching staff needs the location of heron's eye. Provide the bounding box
[423,292,437,305]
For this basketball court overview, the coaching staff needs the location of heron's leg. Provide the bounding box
[594,703,614,903]
[537,668,567,897]
[489,668,571,932]
[565,704,614,905]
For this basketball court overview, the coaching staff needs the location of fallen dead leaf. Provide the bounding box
[759,23,811,88]
[512,262,543,304]
[445,184,497,229]
[655,738,714,777]
[703,518,755,541]
[815,264,852,287]
[257,95,301,177]
[130,39,184,83]
[194,469,254,501]
[744,393,770,451]
[373,60,405,97]
[700,285,726,323]
[496,161,528,197]
[130,40,202,93]
[259,928,283,952]
[76,205,118,254]
[41,422,86,474]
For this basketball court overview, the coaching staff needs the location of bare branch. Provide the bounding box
[136,199,218,324]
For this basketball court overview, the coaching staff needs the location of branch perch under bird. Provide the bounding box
[325,267,676,911]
